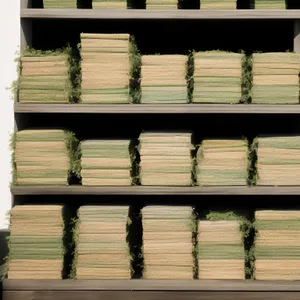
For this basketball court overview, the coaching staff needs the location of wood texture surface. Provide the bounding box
[3,291,300,300]
[21,9,300,20]
[10,185,300,195]
[4,279,300,291]
[14,103,300,114]
[3,280,300,300]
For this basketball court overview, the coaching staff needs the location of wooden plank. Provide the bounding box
[129,292,300,300]
[14,103,300,114]
[3,291,300,300]
[3,291,128,300]
[4,280,300,291]
[294,20,300,53]
[10,185,300,196]
[21,9,300,20]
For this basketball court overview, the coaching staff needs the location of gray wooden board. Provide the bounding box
[3,291,300,300]
[3,280,300,291]
[14,104,300,114]
[10,186,300,195]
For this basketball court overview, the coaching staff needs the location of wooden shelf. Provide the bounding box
[10,186,300,195]
[3,279,300,291]
[14,103,300,114]
[21,9,300,20]
[3,280,300,300]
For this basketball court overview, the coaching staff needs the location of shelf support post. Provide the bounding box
[21,0,32,50]
[21,19,32,50]
[294,20,300,53]
[21,0,32,8]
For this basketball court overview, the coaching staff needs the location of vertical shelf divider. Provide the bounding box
[294,20,300,53]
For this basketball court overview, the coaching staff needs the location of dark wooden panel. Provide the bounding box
[132,292,300,300]
[3,291,300,300]
[21,9,300,20]
[10,186,300,196]
[3,291,128,300]
[14,104,300,114]
[4,280,300,291]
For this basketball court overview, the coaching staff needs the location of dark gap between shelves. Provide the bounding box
[14,113,300,139]
[31,19,294,54]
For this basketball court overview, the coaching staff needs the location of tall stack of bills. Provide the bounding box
[255,210,300,280]
[193,52,243,103]
[142,206,194,279]
[251,53,300,104]
[198,213,245,279]
[197,139,248,186]
[254,0,286,9]
[43,0,77,8]
[7,205,64,279]
[141,55,188,103]
[81,140,132,186]
[256,136,300,185]
[81,34,131,103]
[73,206,131,279]
[14,130,70,185]
[19,53,70,103]
[139,132,193,186]
[200,0,237,9]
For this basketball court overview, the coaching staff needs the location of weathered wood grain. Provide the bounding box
[4,280,300,291]
[10,185,300,196]
[14,104,300,114]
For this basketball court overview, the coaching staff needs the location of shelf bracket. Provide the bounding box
[294,20,300,53]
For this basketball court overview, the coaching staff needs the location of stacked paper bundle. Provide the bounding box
[93,0,126,8]
[43,0,76,8]
[73,206,131,279]
[14,130,70,185]
[19,54,70,103]
[146,0,178,8]
[200,0,237,9]
[197,139,248,186]
[81,140,132,186]
[252,53,300,104]
[198,214,245,279]
[193,52,243,103]
[254,0,286,9]
[142,206,194,279]
[255,210,300,280]
[256,136,300,185]
[7,205,64,279]
[80,33,130,104]
[139,132,193,186]
[141,55,188,103]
